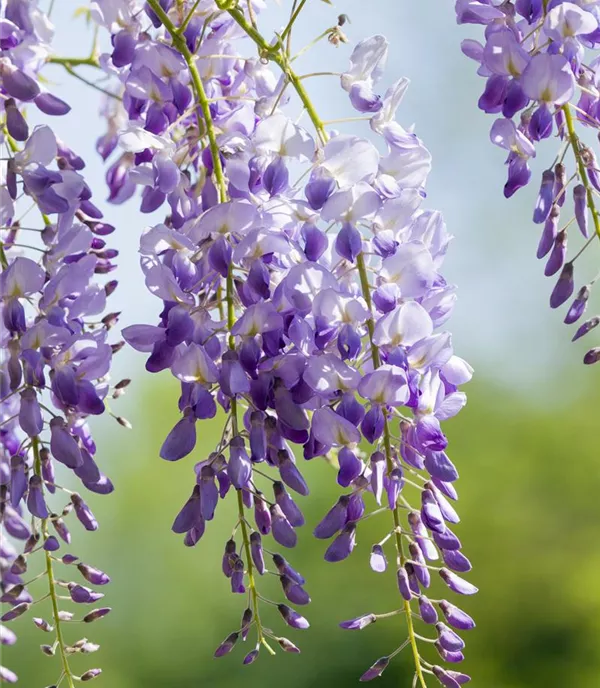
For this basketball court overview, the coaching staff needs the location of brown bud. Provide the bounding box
[101,312,121,329]
[81,669,102,681]
[83,608,111,623]
[33,617,54,633]
[2,584,24,601]
[104,280,118,297]
[10,555,27,575]
[277,636,301,653]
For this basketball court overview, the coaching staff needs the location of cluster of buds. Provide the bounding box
[456,0,600,365]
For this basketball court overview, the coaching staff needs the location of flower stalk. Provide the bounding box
[357,254,428,688]
[33,436,75,688]
[145,0,269,652]
[562,104,600,241]
[218,2,328,143]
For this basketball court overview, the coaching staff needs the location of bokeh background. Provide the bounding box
[5,1,600,686]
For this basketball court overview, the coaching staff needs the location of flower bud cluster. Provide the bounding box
[456,0,600,365]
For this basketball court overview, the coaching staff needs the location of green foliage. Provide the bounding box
[10,378,600,687]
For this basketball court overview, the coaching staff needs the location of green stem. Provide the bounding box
[356,257,428,688]
[0,242,8,269]
[383,421,427,688]
[219,3,327,144]
[356,254,380,368]
[280,0,308,44]
[2,127,19,153]
[146,0,227,203]
[177,0,203,37]
[291,29,330,63]
[226,265,270,651]
[146,0,271,651]
[47,56,100,67]
[33,437,75,688]
[236,491,273,654]
[226,269,236,350]
[562,104,600,241]
[60,64,121,101]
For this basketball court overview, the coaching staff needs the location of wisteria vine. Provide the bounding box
[73,0,475,685]
[456,0,600,366]
[3,1,595,687]
[1,1,126,685]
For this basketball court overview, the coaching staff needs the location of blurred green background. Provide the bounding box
[8,375,600,686]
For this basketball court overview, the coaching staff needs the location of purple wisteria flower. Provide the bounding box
[455,0,600,366]
[83,1,478,681]
[1,1,126,683]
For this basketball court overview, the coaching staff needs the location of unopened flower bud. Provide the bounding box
[359,656,390,681]
[81,668,102,681]
[33,618,54,633]
[1,602,30,622]
[277,636,301,653]
[82,608,111,623]
[214,632,239,658]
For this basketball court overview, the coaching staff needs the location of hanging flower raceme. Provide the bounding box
[1,2,125,684]
[97,1,476,682]
[97,0,318,660]
[455,0,600,366]
[306,34,475,688]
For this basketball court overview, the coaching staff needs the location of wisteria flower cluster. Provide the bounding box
[1,1,125,684]
[456,0,600,366]
[75,1,477,684]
